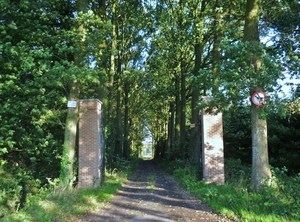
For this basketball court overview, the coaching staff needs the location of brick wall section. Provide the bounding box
[201,98,225,185]
[78,99,104,188]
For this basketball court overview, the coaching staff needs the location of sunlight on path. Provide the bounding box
[75,161,231,222]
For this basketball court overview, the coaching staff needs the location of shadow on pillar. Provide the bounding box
[78,99,105,188]
[201,96,225,185]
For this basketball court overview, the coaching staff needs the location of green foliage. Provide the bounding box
[0,0,299,219]
[106,156,140,176]
[223,108,252,163]
[158,158,187,175]
[0,165,42,218]
[261,0,300,79]
[199,40,283,113]
[0,158,138,221]
[146,174,156,191]
[0,166,22,217]
[285,97,300,116]
[268,113,300,173]
[223,106,300,174]
[0,173,123,222]
[159,158,300,222]
[0,0,81,214]
[0,0,110,213]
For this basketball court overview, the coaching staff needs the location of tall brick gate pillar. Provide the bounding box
[201,97,225,185]
[78,99,105,188]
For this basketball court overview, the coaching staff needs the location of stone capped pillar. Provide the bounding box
[78,99,104,188]
[201,97,224,185]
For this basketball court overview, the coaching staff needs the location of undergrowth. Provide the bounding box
[0,157,139,222]
[159,158,300,222]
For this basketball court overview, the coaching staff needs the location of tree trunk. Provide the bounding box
[94,0,107,108]
[98,0,106,19]
[107,0,117,164]
[114,74,123,158]
[180,61,186,159]
[114,35,123,157]
[60,0,88,189]
[168,103,175,159]
[60,81,79,189]
[191,1,206,161]
[251,102,271,190]
[243,0,271,191]
[191,43,201,161]
[174,74,181,156]
[123,80,130,159]
[108,0,117,118]
[212,0,221,95]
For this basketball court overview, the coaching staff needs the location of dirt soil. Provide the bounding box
[75,160,233,222]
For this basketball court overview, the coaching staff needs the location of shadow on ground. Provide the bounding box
[75,160,231,222]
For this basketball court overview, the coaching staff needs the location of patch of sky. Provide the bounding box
[261,30,300,99]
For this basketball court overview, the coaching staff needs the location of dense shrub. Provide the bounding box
[0,165,43,218]
[223,108,300,174]
[0,157,139,221]
[268,114,300,174]
[0,166,22,217]
[223,109,252,163]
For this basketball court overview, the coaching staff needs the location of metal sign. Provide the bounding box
[67,100,77,108]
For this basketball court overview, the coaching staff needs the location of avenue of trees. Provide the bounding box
[0,0,299,215]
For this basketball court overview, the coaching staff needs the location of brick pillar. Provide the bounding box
[201,97,225,185]
[78,99,104,188]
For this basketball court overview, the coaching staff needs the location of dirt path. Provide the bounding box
[76,160,232,222]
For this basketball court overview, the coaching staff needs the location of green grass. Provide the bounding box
[146,174,156,191]
[158,158,300,222]
[0,173,126,222]
[4,158,299,222]
[1,158,140,222]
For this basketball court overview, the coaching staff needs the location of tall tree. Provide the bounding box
[190,0,206,160]
[243,0,271,191]
[105,0,150,161]
[212,0,222,95]
[60,0,88,189]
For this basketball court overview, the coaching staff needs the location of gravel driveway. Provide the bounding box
[76,160,233,222]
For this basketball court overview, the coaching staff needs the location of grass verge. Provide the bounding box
[146,174,156,192]
[158,158,300,222]
[0,158,140,222]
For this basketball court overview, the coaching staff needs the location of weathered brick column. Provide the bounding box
[78,99,104,188]
[201,97,225,185]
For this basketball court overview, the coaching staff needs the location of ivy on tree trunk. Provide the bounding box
[60,0,88,189]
